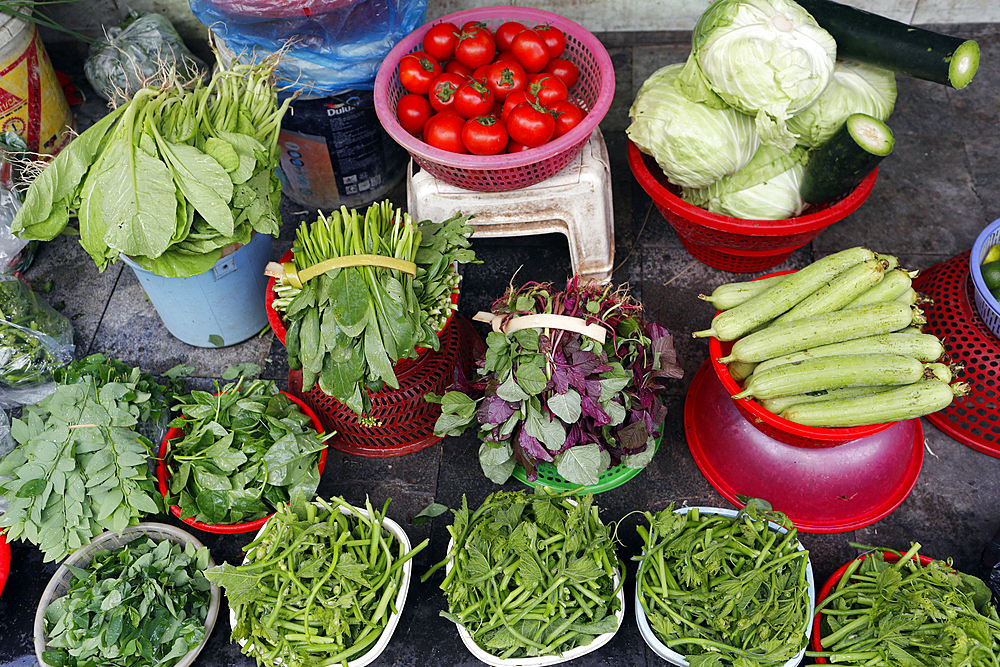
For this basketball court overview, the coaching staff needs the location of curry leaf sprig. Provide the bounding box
[634,501,812,667]
[422,488,623,661]
[805,543,1000,666]
[42,536,213,667]
[12,55,290,278]
[163,377,331,525]
[0,379,164,562]
[205,495,427,666]
[430,277,683,486]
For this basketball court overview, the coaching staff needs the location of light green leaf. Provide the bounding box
[547,389,582,424]
[554,443,604,486]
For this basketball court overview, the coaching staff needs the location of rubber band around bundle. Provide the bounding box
[264,254,417,289]
[473,311,607,344]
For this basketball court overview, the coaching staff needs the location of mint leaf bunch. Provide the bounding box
[431,277,684,486]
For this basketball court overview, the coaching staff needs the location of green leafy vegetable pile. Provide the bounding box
[806,543,1000,666]
[42,535,213,667]
[270,202,475,418]
[422,488,623,661]
[635,501,812,667]
[431,277,682,486]
[162,377,330,526]
[0,275,73,389]
[206,496,427,665]
[0,368,166,562]
[12,55,290,278]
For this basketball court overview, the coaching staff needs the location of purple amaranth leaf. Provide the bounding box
[517,428,553,462]
[584,379,603,400]
[478,394,518,425]
[511,436,539,482]
[581,394,610,425]
[552,363,571,394]
[615,420,649,451]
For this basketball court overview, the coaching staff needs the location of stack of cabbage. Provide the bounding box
[628,0,896,220]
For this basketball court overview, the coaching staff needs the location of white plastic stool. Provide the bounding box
[406,128,615,283]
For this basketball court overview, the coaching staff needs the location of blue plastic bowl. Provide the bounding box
[969,217,1000,339]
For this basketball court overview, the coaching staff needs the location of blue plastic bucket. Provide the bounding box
[120,233,274,348]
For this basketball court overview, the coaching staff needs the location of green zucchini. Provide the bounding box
[732,353,925,400]
[759,385,895,415]
[751,332,945,376]
[773,257,888,324]
[794,0,980,90]
[842,268,915,309]
[717,301,916,364]
[780,379,967,427]
[699,274,788,311]
[693,247,876,341]
[923,362,953,383]
[800,113,894,205]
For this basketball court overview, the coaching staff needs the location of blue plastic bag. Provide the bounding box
[189,0,427,95]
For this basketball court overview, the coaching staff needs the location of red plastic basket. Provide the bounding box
[374,7,615,192]
[289,314,480,457]
[707,270,897,448]
[265,250,458,372]
[0,532,9,599]
[156,391,328,534]
[627,139,878,273]
[811,550,936,662]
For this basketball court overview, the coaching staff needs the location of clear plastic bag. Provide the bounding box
[0,275,74,407]
[0,138,32,276]
[189,0,428,95]
[85,10,208,103]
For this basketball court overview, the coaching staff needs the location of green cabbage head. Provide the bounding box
[682,144,810,220]
[627,62,760,189]
[789,59,897,148]
[692,0,837,152]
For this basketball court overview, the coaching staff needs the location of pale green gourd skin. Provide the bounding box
[733,353,925,400]
[844,267,914,308]
[780,379,957,427]
[759,385,895,415]
[750,332,945,376]
[773,257,888,324]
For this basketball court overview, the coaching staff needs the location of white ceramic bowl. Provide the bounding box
[634,506,815,667]
[34,522,220,667]
[230,502,412,667]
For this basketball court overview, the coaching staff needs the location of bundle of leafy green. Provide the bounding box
[12,54,290,277]
[42,535,213,667]
[431,277,683,486]
[0,275,73,392]
[0,376,165,562]
[163,377,330,525]
[270,202,476,419]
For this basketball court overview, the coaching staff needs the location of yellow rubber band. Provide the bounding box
[266,254,418,289]
[473,311,607,344]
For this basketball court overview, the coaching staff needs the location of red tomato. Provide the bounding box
[472,64,492,83]
[494,50,518,63]
[461,115,509,155]
[423,22,459,62]
[506,138,533,153]
[461,20,493,38]
[398,51,442,95]
[501,90,538,123]
[396,93,433,135]
[424,112,467,153]
[495,21,526,52]
[535,24,566,58]
[489,100,504,119]
[543,57,579,89]
[546,100,584,138]
[444,59,473,78]
[510,29,550,73]
[485,60,527,103]
[454,27,496,69]
[454,80,495,119]
[527,73,569,107]
[428,72,466,113]
[506,101,555,147]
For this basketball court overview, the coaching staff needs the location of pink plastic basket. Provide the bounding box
[374,7,615,192]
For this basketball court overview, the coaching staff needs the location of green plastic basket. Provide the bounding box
[512,429,662,495]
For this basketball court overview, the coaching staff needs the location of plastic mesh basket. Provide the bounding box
[289,314,480,457]
[374,7,615,192]
[969,217,1000,338]
[627,140,878,273]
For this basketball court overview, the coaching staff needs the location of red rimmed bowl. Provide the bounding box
[707,271,898,448]
[810,550,937,663]
[628,139,877,273]
[374,6,615,192]
[265,249,459,371]
[156,391,328,534]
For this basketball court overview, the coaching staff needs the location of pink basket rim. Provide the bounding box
[374,6,615,172]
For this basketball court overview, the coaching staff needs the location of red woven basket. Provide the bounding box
[707,270,897,448]
[374,6,615,192]
[289,314,480,457]
[156,391,328,534]
[627,139,878,273]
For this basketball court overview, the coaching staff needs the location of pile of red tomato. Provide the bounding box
[395,19,586,156]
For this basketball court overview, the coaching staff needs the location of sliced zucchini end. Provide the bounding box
[949,39,980,89]
[846,113,895,157]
